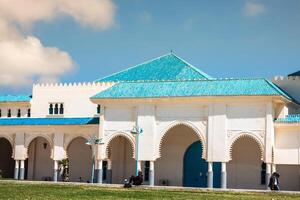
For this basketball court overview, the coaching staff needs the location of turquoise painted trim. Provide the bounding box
[95,53,212,82]
[0,117,99,126]
[0,95,31,102]
[91,78,291,99]
[275,114,300,123]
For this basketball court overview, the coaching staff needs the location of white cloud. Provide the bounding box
[243,2,265,17]
[0,0,116,88]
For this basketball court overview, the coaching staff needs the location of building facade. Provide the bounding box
[0,53,300,190]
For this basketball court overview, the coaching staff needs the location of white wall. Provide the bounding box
[277,165,300,191]
[31,82,113,117]
[0,104,30,118]
[227,104,266,130]
[275,127,300,164]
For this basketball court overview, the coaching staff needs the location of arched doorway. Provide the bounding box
[0,138,14,178]
[183,141,221,188]
[67,137,92,182]
[156,124,211,187]
[107,135,135,184]
[227,136,264,189]
[26,137,52,180]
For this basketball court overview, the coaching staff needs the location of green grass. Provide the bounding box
[0,181,299,200]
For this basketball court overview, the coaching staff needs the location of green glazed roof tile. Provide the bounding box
[0,95,31,102]
[275,114,300,123]
[91,78,292,100]
[96,53,212,82]
[0,117,99,126]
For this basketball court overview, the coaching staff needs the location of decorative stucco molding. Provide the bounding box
[103,131,135,159]
[228,131,264,161]
[63,133,91,150]
[24,133,54,159]
[156,120,207,160]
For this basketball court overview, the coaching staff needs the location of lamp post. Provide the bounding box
[130,125,143,176]
[86,135,104,183]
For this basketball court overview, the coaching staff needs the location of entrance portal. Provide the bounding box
[183,141,221,188]
[0,138,14,178]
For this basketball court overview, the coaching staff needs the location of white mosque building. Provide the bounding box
[0,53,300,190]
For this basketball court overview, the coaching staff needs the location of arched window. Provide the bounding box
[97,105,101,114]
[27,109,31,117]
[59,104,64,114]
[54,104,59,114]
[7,109,11,118]
[17,109,21,118]
[49,104,53,115]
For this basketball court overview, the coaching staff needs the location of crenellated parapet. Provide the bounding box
[273,76,300,81]
[33,81,114,89]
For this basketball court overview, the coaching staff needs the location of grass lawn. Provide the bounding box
[0,181,299,200]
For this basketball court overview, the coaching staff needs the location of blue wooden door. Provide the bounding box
[183,141,221,188]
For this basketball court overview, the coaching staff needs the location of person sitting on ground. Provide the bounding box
[268,172,280,191]
[129,171,144,186]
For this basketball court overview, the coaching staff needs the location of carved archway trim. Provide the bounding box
[104,131,135,159]
[228,132,264,161]
[157,120,206,159]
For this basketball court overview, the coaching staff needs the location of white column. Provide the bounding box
[14,160,19,180]
[53,160,58,182]
[107,159,112,184]
[149,161,155,186]
[272,164,276,173]
[207,162,213,188]
[137,161,142,172]
[221,162,227,189]
[19,160,25,180]
[96,160,103,184]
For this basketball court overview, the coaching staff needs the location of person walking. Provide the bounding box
[268,172,280,191]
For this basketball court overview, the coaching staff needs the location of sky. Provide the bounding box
[0,0,299,94]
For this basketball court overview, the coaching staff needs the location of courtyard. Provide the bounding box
[0,180,299,200]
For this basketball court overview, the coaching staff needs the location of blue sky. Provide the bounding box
[1,0,300,94]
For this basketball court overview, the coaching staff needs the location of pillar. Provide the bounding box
[106,160,112,184]
[266,163,271,189]
[149,161,155,186]
[19,160,25,180]
[221,162,227,189]
[96,160,103,184]
[272,164,276,173]
[14,160,19,180]
[137,161,142,172]
[53,160,58,182]
[207,162,213,188]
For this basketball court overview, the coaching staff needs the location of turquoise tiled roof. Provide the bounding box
[0,95,31,102]
[0,117,99,126]
[96,53,212,82]
[275,115,300,123]
[91,78,292,100]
